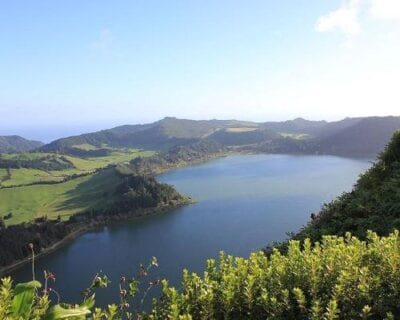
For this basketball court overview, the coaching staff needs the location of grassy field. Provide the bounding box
[0,148,156,225]
[71,143,100,150]
[225,127,258,132]
[0,152,45,161]
[0,168,123,225]
[1,168,62,187]
[278,132,309,140]
[66,149,154,170]
[0,149,154,187]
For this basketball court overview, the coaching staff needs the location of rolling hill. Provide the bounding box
[258,116,400,157]
[0,136,43,153]
[261,117,328,135]
[308,116,400,157]
[39,117,259,152]
[38,116,400,158]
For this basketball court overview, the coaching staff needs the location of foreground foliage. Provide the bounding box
[149,231,400,320]
[2,231,400,319]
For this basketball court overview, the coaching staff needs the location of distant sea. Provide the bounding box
[0,123,125,143]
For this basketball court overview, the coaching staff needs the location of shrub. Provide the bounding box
[148,231,400,320]
[1,231,400,319]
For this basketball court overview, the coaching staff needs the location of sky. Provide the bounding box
[1,0,400,141]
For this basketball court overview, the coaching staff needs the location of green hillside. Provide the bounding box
[39,116,400,158]
[262,117,328,135]
[0,135,43,153]
[130,139,225,175]
[0,148,154,224]
[296,130,400,242]
[309,116,400,157]
[0,168,122,225]
[0,149,153,187]
[39,117,261,152]
[0,152,74,171]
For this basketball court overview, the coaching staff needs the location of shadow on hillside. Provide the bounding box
[55,169,121,213]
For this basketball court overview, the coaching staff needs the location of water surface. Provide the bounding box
[11,154,370,305]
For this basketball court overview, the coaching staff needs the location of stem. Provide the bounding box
[140,283,153,307]
[29,244,35,281]
[50,288,61,303]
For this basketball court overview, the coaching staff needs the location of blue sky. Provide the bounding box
[1,0,400,141]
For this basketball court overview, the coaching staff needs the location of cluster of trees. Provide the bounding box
[248,137,310,154]
[0,213,13,229]
[0,167,11,183]
[59,147,111,158]
[115,174,184,210]
[0,154,74,171]
[130,139,225,175]
[0,219,72,267]
[295,130,400,243]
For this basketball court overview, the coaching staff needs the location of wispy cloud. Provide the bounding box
[316,0,400,39]
[316,0,362,37]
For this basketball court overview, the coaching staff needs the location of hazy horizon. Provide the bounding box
[1,1,400,141]
[2,114,400,143]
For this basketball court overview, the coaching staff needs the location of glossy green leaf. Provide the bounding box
[43,304,90,320]
[11,280,41,318]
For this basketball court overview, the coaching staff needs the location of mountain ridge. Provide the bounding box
[0,135,44,153]
[37,115,400,158]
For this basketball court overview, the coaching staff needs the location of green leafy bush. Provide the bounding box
[2,232,400,319]
[148,231,400,320]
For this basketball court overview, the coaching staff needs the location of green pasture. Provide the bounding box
[0,149,154,187]
[0,169,122,225]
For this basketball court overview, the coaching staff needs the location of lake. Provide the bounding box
[10,154,370,305]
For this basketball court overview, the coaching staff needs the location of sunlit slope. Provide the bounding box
[0,149,154,187]
[0,148,155,225]
[0,168,122,225]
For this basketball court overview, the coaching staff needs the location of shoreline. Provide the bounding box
[1,149,366,276]
[0,200,192,277]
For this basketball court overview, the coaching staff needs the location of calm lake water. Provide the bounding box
[10,154,370,305]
